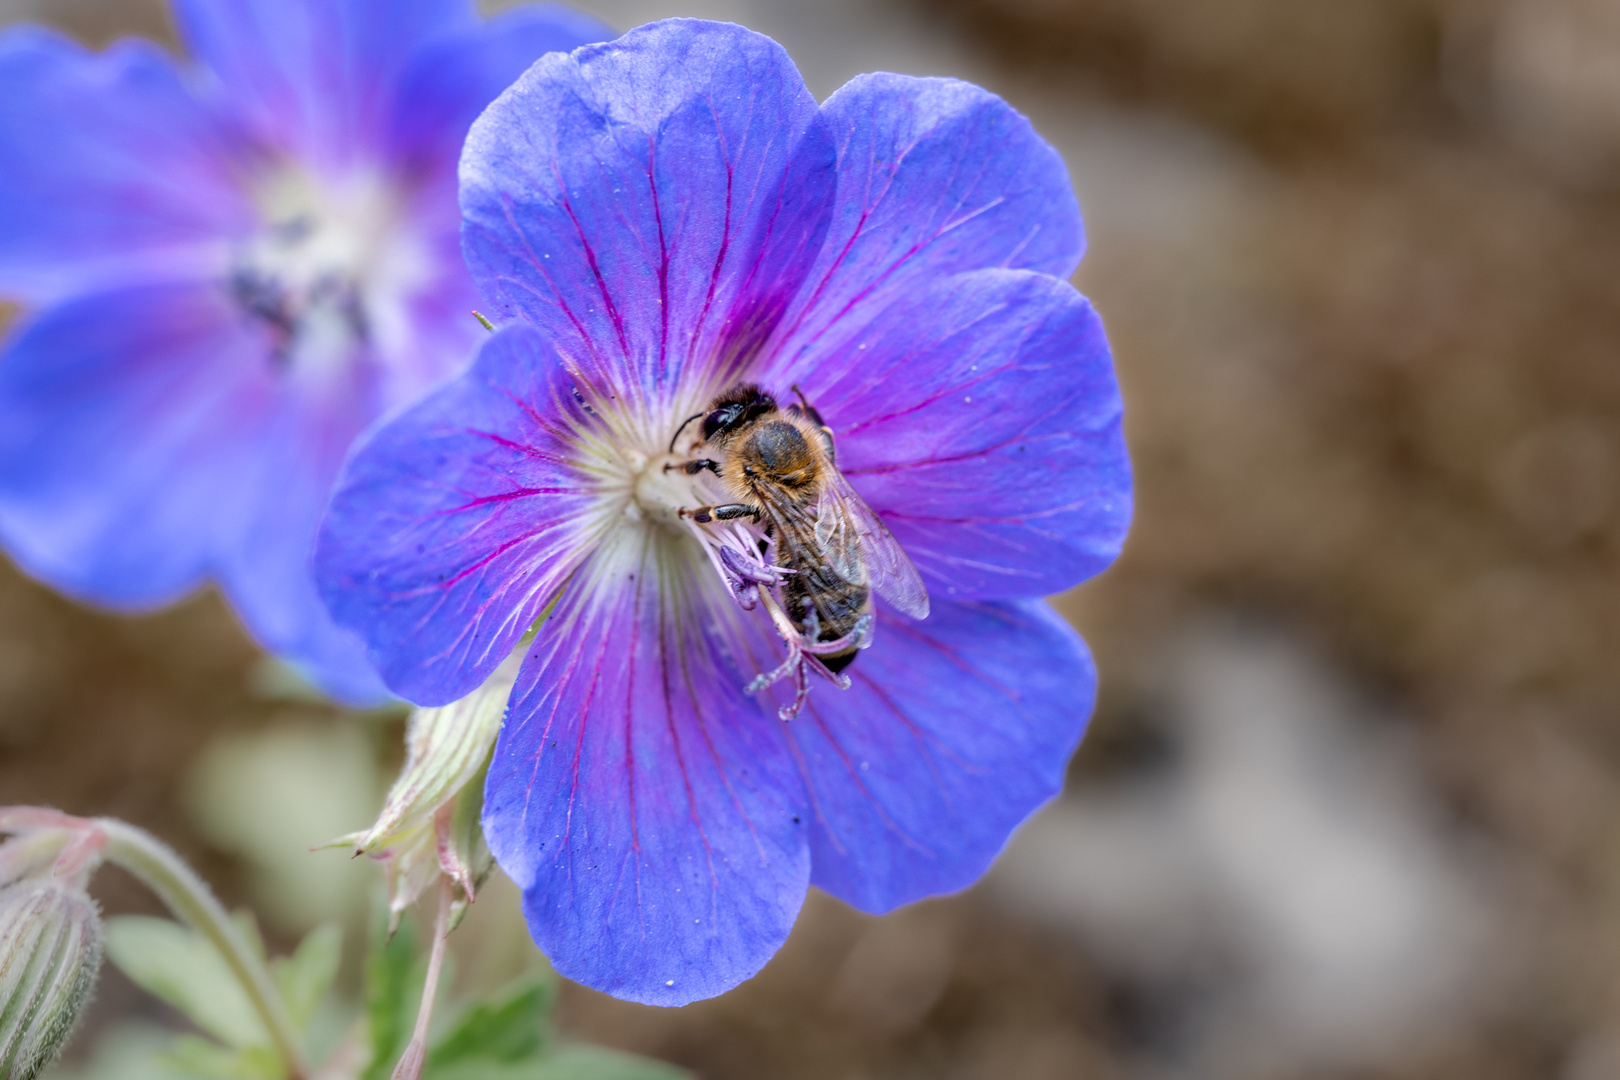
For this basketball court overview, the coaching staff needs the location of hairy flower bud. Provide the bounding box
[0,833,71,889]
[0,881,104,1080]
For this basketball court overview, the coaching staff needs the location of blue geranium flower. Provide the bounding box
[316,19,1131,1003]
[0,0,609,702]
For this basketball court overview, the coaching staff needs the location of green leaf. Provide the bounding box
[39,1022,291,1080]
[426,1045,688,1080]
[363,908,421,1080]
[425,975,554,1070]
[161,1036,282,1080]
[103,917,268,1049]
[230,910,266,964]
[270,924,342,1032]
[39,1024,192,1080]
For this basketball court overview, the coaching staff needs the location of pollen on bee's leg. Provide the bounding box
[750,647,814,720]
[746,641,849,719]
[802,652,852,690]
[746,651,798,696]
[779,659,813,720]
[746,591,854,718]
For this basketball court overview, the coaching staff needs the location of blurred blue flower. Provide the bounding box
[0,0,609,702]
[316,19,1131,1003]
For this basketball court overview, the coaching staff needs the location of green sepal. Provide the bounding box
[229,910,265,965]
[444,763,494,935]
[336,661,515,860]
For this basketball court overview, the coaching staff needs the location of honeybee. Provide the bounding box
[670,383,930,679]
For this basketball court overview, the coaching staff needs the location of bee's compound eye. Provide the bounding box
[702,406,739,441]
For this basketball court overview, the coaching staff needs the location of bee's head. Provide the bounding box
[701,384,777,443]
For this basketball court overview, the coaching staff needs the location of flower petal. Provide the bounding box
[768,73,1085,370]
[385,4,613,178]
[0,280,390,702]
[316,324,604,706]
[0,28,251,303]
[460,18,836,408]
[224,552,391,706]
[484,542,809,1006]
[215,380,393,705]
[768,268,1129,599]
[789,598,1092,912]
[172,0,473,170]
[0,282,276,608]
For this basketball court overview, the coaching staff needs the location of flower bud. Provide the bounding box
[0,881,104,1080]
[0,833,71,890]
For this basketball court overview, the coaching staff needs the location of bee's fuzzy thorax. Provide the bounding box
[719,414,822,499]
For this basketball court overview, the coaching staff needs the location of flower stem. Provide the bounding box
[95,818,310,1080]
[391,875,454,1080]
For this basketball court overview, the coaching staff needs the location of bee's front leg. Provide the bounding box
[679,502,761,524]
[663,458,721,476]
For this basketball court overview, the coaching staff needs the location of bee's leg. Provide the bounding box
[799,651,851,691]
[748,601,848,706]
[663,458,721,476]
[747,651,799,696]
[781,660,812,721]
[680,502,761,524]
[750,644,822,721]
[789,385,826,427]
[788,386,837,461]
[800,614,875,656]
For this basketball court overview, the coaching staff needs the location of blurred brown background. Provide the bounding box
[5,0,1620,1077]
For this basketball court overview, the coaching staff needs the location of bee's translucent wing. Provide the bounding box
[813,467,931,619]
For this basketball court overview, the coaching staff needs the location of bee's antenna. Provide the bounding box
[668,411,705,455]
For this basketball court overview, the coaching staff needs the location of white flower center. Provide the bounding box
[231,168,431,381]
[628,449,704,525]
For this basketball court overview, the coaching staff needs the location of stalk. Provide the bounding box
[390,875,454,1080]
[95,818,310,1080]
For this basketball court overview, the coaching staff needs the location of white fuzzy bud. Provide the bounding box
[0,880,104,1080]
